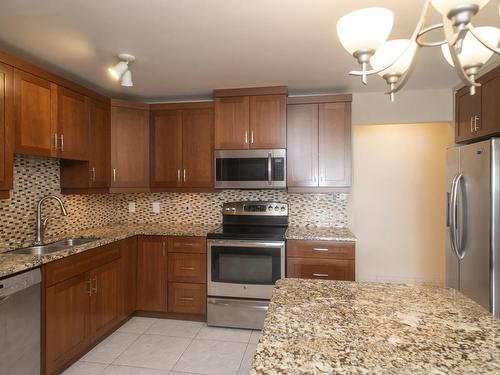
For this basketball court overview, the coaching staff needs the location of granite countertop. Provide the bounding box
[286,226,356,242]
[251,278,500,374]
[0,223,217,279]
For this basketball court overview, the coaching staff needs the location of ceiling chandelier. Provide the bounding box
[336,0,500,101]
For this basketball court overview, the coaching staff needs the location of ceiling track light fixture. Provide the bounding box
[337,0,499,101]
[108,53,135,87]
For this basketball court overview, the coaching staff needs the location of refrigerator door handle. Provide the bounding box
[456,174,467,259]
[450,173,465,260]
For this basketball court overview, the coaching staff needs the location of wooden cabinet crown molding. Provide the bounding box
[150,101,213,111]
[111,98,150,110]
[0,51,109,104]
[213,86,288,98]
[287,94,352,105]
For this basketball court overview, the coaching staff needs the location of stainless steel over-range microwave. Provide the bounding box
[214,149,286,189]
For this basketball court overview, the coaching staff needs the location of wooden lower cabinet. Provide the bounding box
[89,259,122,341]
[44,274,89,375]
[43,242,123,375]
[121,236,137,317]
[168,282,206,315]
[286,240,355,281]
[136,236,168,312]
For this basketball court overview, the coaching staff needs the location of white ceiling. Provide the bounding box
[0,0,497,101]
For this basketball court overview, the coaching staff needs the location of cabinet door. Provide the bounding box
[479,73,500,138]
[0,62,13,197]
[150,110,182,188]
[89,99,110,188]
[121,236,137,317]
[214,96,249,149]
[182,108,214,188]
[58,87,88,160]
[45,274,90,375]
[286,104,318,187]
[89,259,122,341]
[111,106,149,188]
[249,95,286,149]
[318,102,351,187]
[13,69,57,157]
[455,87,482,143]
[136,236,167,312]
[168,282,206,315]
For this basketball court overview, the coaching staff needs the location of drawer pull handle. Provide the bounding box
[313,273,329,277]
[179,297,194,302]
[312,248,329,252]
[180,267,195,271]
[174,242,198,247]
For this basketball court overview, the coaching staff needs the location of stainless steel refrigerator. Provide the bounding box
[446,138,499,318]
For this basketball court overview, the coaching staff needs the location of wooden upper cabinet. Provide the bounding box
[182,108,214,188]
[150,110,182,188]
[249,95,286,149]
[0,62,13,198]
[287,104,318,187]
[318,102,351,187]
[58,87,88,160]
[455,86,481,143]
[110,100,149,190]
[88,99,110,188]
[14,69,57,157]
[136,236,168,312]
[214,96,249,149]
[479,69,500,138]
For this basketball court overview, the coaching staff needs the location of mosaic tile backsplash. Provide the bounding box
[0,155,349,251]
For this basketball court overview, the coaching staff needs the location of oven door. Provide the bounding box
[214,149,286,189]
[207,239,285,299]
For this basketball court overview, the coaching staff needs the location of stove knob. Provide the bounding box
[274,206,279,212]
[281,206,286,211]
[268,205,273,211]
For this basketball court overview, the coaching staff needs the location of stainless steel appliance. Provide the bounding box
[0,268,41,374]
[214,149,286,189]
[446,138,500,318]
[207,201,288,329]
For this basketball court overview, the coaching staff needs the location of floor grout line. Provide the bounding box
[169,333,196,373]
[235,341,251,375]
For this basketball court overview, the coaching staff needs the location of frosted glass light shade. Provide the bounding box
[120,70,133,87]
[108,61,128,80]
[371,39,417,77]
[430,0,490,15]
[336,8,394,55]
[441,26,500,67]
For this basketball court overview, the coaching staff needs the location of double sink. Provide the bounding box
[10,237,100,255]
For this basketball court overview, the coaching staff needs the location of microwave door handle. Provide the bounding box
[267,152,272,185]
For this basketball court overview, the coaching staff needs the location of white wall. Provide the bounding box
[348,123,451,285]
[352,88,454,125]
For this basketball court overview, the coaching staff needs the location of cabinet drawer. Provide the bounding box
[287,240,355,260]
[168,253,206,283]
[287,257,354,281]
[168,282,206,315]
[44,243,120,287]
[169,236,206,253]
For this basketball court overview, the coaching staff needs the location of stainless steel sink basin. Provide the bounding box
[10,237,100,255]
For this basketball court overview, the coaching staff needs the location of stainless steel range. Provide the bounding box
[207,201,288,329]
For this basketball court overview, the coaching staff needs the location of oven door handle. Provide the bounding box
[209,298,269,310]
[267,152,272,185]
[207,239,285,248]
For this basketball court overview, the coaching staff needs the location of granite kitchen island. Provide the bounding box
[251,279,500,374]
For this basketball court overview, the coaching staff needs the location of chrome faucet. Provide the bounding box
[35,195,68,245]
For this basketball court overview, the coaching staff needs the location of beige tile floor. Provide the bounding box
[63,317,261,375]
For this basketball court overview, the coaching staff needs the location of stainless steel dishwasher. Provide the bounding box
[0,268,41,375]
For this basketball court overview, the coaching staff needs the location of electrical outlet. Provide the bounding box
[183,203,192,213]
[152,202,160,213]
[128,202,136,213]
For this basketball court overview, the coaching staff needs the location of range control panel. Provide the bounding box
[223,201,288,216]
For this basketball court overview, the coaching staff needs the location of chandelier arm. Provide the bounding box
[349,0,433,78]
[468,24,500,54]
[443,17,480,87]
[416,23,447,47]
